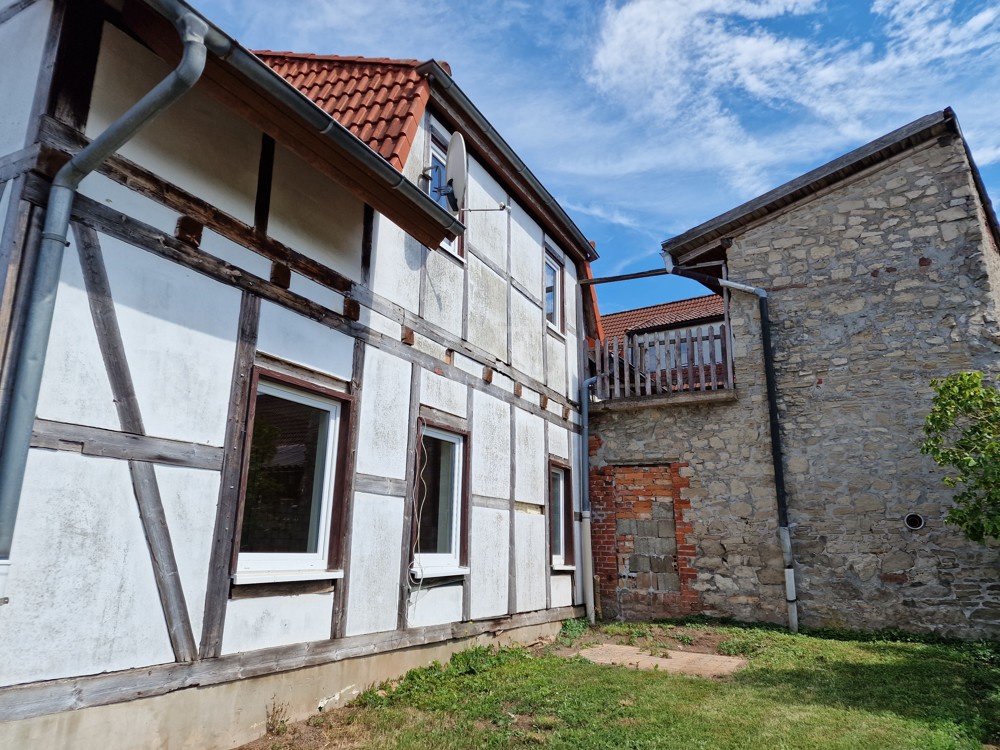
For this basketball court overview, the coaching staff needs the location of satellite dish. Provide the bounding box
[443,132,467,213]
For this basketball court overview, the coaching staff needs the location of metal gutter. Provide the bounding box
[0,5,210,584]
[416,60,597,265]
[144,1,464,245]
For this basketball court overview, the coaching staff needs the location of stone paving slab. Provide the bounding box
[578,644,746,678]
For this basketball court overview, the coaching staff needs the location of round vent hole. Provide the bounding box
[904,513,925,531]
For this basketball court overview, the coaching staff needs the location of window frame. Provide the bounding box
[426,115,464,258]
[544,249,564,333]
[231,367,352,585]
[548,459,575,569]
[411,420,470,578]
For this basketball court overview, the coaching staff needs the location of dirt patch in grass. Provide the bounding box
[545,621,733,660]
[237,706,379,750]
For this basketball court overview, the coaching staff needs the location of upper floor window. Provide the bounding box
[426,117,463,257]
[544,252,562,330]
[235,371,346,583]
[413,425,467,576]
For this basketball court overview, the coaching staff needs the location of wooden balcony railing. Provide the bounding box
[592,324,733,400]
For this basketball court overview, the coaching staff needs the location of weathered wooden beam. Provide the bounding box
[353,474,407,497]
[73,223,197,663]
[31,418,223,470]
[199,291,260,659]
[0,605,583,723]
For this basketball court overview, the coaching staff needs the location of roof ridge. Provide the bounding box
[602,294,721,319]
[253,51,433,69]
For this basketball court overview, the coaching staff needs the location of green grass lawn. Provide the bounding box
[252,620,1000,750]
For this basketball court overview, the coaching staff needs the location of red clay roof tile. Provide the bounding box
[600,295,724,342]
[254,51,436,171]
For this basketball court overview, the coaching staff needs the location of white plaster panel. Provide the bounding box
[289,273,346,314]
[465,160,507,268]
[407,583,463,628]
[551,574,573,608]
[546,334,567,396]
[420,368,467,418]
[257,301,354,382]
[155,465,220,643]
[0,0,50,153]
[356,347,411,480]
[357,305,400,339]
[198,228,273,279]
[514,408,545,505]
[548,424,569,461]
[467,255,508,361]
[88,25,259,224]
[0,451,173,685]
[102,234,240,445]
[36,232,119,429]
[422,248,465,336]
[511,290,544,382]
[370,215,422,312]
[221,594,334,654]
[268,144,364,281]
[77,172,181,237]
[566,328,581,397]
[509,202,543,298]
[471,391,510,500]
[515,512,547,613]
[344,493,404,636]
[470,506,509,618]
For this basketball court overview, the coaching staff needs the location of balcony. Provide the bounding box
[591,324,734,404]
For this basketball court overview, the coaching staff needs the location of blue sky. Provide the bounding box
[198,0,1000,314]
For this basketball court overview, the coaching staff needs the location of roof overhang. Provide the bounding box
[127,0,463,249]
[416,60,598,265]
[662,109,976,266]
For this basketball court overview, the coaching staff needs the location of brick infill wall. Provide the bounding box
[590,461,703,621]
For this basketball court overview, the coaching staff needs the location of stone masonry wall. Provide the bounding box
[589,461,702,620]
[592,134,1000,637]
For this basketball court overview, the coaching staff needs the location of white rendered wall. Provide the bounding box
[551,575,573,608]
[509,203,544,299]
[156,465,220,642]
[36,232,120,430]
[407,584,462,628]
[257,301,354,382]
[514,512,546,613]
[87,25,260,226]
[101,233,240,445]
[514,408,545,505]
[548,423,569,461]
[222,594,334,654]
[422,249,464,336]
[77,172,181,238]
[546,335,567,396]
[370,215,422,312]
[466,161,508,268]
[356,347,411,480]
[471,391,510,500]
[470,506,509,618]
[268,144,365,282]
[467,255,507,361]
[0,451,173,686]
[344,493,404,636]
[511,290,544,382]
[0,0,50,154]
[420,368,467,418]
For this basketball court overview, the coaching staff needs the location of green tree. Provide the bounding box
[921,371,1000,543]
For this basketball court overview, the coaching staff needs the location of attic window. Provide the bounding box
[427,117,463,257]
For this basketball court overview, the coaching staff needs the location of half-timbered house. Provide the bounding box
[0,1,597,746]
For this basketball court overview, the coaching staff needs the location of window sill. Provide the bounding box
[551,564,576,572]
[410,565,470,580]
[546,325,566,342]
[232,569,344,586]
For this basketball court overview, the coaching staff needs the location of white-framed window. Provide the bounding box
[234,373,344,584]
[544,252,562,330]
[549,463,573,568]
[413,425,466,575]
[426,116,463,257]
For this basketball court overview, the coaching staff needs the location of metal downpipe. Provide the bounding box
[0,10,210,577]
[660,253,799,632]
[581,375,598,623]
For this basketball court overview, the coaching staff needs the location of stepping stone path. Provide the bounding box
[578,644,746,678]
